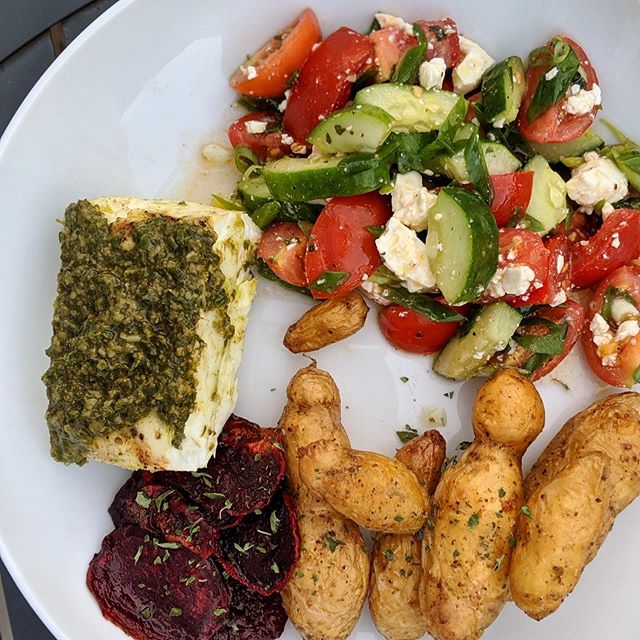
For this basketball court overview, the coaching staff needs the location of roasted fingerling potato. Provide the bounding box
[420,369,544,640]
[369,432,446,640]
[299,439,429,534]
[284,290,369,353]
[510,392,640,621]
[278,364,370,640]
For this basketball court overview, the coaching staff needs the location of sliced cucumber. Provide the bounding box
[426,186,499,305]
[354,84,462,133]
[308,104,394,154]
[430,141,521,182]
[263,155,389,202]
[523,155,569,234]
[433,302,522,380]
[237,173,272,211]
[481,56,526,126]
[528,129,604,163]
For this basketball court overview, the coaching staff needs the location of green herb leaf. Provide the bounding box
[155,541,181,550]
[601,286,637,322]
[169,607,182,617]
[400,376,409,383]
[508,535,518,548]
[309,270,350,293]
[285,68,300,90]
[133,545,143,565]
[514,321,568,355]
[155,489,174,511]
[367,225,386,239]
[453,549,460,558]
[498,487,506,498]
[237,95,280,112]
[234,145,260,173]
[381,288,465,323]
[457,441,472,451]
[325,533,346,552]
[383,549,395,561]
[233,542,255,554]
[396,425,419,444]
[464,127,493,203]
[368,265,402,288]
[521,505,533,518]
[552,377,570,390]
[214,608,227,617]
[271,562,280,574]
[527,38,581,123]
[443,391,455,399]
[423,95,468,157]
[203,492,226,500]
[467,513,480,529]
[135,491,151,509]
[634,365,640,384]
[394,515,404,523]
[211,194,244,211]
[141,606,152,619]
[493,554,506,572]
[270,510,281,534]
[391,24,428,85]
[394,132,438,173]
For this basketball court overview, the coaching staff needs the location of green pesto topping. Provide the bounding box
[43,200,230,464]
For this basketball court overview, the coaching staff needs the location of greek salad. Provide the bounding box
[223,8,640,387]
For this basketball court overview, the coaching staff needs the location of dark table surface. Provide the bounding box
[0,3,120,637]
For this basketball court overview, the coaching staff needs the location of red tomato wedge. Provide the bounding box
[378,304,465,354]
[489,172,534,227]
[283,27,375,144]
[227,112,289,163]
[529,301,585,381]
[518,36,599,143]
[482,229,550,307]
[258,222,308,286]
[370,27,417,81]
[229,9,322,97]
[305,193,391,299]
[583,265,640,387]
[527,233,572,306]
[571,209,640,290]
[415,18,462,68]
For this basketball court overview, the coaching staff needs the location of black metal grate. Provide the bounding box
[0,7,122,640]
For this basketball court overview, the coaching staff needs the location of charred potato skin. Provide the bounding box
[420,370,544,640]
[510,453,614,620]
[284,291,369,353]
[278,365,370,640]
[299,440,428,534]
[369,432,446,640]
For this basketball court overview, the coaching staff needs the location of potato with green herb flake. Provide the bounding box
[369,431,446,640]
[278,364,369,640]
[511,392,640,620]
[420,369,544,640]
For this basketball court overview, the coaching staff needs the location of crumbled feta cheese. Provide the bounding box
[243,65,258,80]
[360,280,391,306]
[281,133,294,146]
[390,171,437,232]
[374,12,414,36]
[563,83,601,116]
[375,218,436,292]
[601,202,615,218]
[550,290,568,307]
[419,57,447,90]
[545,66,559,80]
[245,120,267,134]
[566,151,628,212]
[278,89,291,113]
[492,117,506,128]
[556,254,565,274]
[611,298,639,324]
[590,312,613,346]
[452,36,495,95]
[486,265,536,298]
[611,233,621,249]
[616,319,640,342]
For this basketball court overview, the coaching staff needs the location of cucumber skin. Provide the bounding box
[481,56,526,125]
[238,174,272,211]
[431,142,521,182]
[433,302,522,380]
[429,186,499,305]
[307,104,394,154]
[263,157,390,202]
[528,129,604,163]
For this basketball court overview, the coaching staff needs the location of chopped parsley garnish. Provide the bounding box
[169,607,182,617]
[271,562,280,574]
[383,549,395,561]
[467,513,480,529]
[521,505,534,518]
[141,607,152,620]
[135,491,151,509]
[270,510,281,534]
[394,515,404,523]
[325,533,346,552]
[133,545,143,565]
[214,608,227,617]
[396,425,419,443]
[233,542,255,554]
[400,376,409,383]
[498,487,506,498]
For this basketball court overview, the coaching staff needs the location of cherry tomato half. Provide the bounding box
[583,265,640,387]
[415,18,461,68]
[489,172,534,227]
[227,112,290,163]
[283,27,375,144]
[229,9,322,97]
[305,193,391,299]
[483,228,550,307]
[571,209,640,290]
[258,222,308,286]
[527,233,572,306]
[518,36,599,143]
[378,304,463,354]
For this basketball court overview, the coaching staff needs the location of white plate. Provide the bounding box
[1,1,640,638]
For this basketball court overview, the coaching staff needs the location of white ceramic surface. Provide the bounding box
[1,1,639,638]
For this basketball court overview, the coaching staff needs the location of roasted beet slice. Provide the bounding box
[154,416,286,521]
[87,525,230,640]
[213,579,287,640]
[216,490,300,596]
[109,475,219,558]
